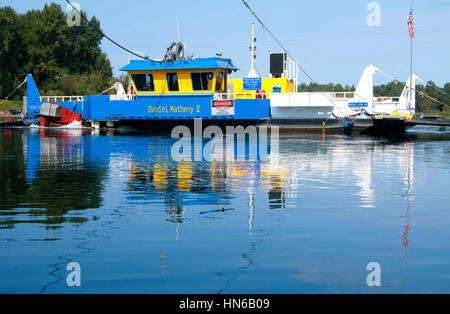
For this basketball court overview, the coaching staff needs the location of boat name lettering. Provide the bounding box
[148,105,196,114]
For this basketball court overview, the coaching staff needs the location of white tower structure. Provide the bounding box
[247,23,260,78]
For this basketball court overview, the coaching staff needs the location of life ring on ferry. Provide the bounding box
[256,90,267,99]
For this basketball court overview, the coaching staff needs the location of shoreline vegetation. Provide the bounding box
[0,3,448,119]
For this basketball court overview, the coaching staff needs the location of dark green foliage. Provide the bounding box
[297,83,355,93]
[373,81,404,97]
[416,82,450,113]
[0,3,113,98]
[298,81,449,114]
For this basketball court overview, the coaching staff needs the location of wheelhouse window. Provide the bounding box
[166,73,179,92]
[215,71,224,92]
[191,72,214,91]
[131,73,155,92]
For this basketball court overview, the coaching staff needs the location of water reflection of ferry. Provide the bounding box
[110,132,418,214]
[1,129,418,232]
[21,33,420,134]
[272,135,416,210]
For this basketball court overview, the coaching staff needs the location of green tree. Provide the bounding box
[0,7,23,98]
[0,3,113,98]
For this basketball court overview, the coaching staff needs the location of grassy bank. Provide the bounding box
[0,100,22,111]
[420,111,450,120]
[0,100,22,118]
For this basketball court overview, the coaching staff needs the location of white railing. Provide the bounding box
[373,97,400,103]
[286,91,356,100]
[40,96,84,102]
[41,95,137,102]
[332,92,355,99]
[271,92,337,108]
[110,95,136,101]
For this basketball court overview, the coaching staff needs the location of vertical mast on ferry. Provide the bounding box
[247,23,260,78]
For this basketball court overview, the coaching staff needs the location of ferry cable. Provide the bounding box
[377,70,450,110]
[421,93,450,110]
[64,0,161,63]
[98,85,116,95]
[416,78,449,97]
[241,0,348,120]
[0,77,27,106]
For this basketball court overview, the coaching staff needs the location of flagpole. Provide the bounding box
[409,0,413,112]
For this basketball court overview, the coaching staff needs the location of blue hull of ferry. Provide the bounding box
[83,95,270,121]
[26,75,270,123]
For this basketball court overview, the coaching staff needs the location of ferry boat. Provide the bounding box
[22,36,418,134]
[24,43,272,131]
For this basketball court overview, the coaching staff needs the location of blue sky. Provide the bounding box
[2,0,450,86]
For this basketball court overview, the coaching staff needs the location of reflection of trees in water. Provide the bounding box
[0,130,28,216]
[0,130,106,229]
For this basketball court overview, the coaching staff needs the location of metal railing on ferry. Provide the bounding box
[40,95,137,102]
[40,96,84,102]
[333,92,355,99]
[110,95,136,101]
[373,97,400,103]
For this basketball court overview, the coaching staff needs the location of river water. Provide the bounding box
[0,127,449,293]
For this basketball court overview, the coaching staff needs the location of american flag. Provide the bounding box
[408,11,415,39]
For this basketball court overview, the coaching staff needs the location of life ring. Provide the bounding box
[256,90,266,99]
